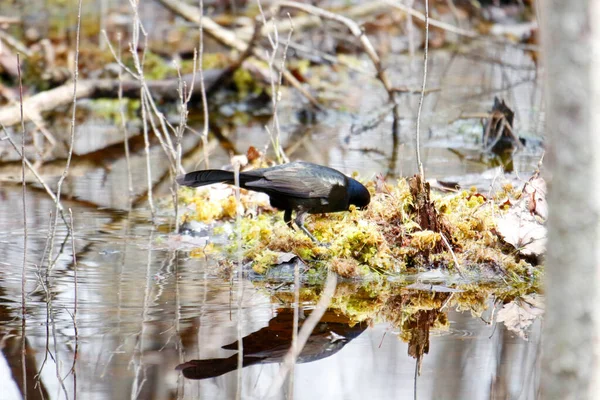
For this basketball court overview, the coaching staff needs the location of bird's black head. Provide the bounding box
[347,178,371,210]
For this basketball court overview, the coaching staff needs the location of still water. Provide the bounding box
[0,3,544,398]
[0,187,541,399]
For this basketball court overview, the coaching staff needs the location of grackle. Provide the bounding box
[176,161,370,242]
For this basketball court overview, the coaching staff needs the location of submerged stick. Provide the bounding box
[68,209,79,399]
[17,51,28,400]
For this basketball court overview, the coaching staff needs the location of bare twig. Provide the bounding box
[47,0,83,267]
[157,0,246,50]
[414,358,418,400]
[117,33,134,196]
[0,16,20,24]
[39,2,84,398]
[121,3,180,178]
[387,0,539,51]
[125,0,162,217]
[266,271,338,396]
[414,0,428,180]
[262,10,293,164]
[440,232,465,279]
[198,0,210,169]
[174,50,197,232]
[17,51,28,400]
[392,86,441,94]
[140,90,156,218]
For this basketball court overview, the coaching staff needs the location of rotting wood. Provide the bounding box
[408,174,454,256]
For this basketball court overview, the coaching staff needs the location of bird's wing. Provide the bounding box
[243,162,346,199]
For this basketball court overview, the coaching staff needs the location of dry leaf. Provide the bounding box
[496,294,544,340]
[496,209,546,256]
[496,176,547,256]
[274,252,298,265]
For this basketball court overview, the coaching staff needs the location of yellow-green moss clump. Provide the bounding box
[179,175,542,289]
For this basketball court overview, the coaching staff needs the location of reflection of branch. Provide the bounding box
[267,271,338,396]
[68,209,79,394]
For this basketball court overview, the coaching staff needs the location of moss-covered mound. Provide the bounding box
[178,173,543,289]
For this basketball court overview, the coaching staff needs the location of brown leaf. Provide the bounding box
[246,146,261,162]
[496,208,546,256]
[496,294,544,340]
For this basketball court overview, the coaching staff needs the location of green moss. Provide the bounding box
[179,174,542,292]
[252,249,280,274]
[124,51,171,81]
[87,99,140,122]
[233,68,263,98]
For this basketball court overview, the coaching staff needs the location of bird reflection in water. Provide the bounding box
[176,308,368,380]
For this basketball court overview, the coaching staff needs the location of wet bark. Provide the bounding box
[408,174,453,255]
[540,0,599,398]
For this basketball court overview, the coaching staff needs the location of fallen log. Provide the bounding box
[0,70,223,127]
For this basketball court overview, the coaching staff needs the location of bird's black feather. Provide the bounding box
[176,170,235,187]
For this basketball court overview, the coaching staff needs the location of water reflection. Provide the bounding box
[177,308,368,380]
[0,183,541,399]
[0,6,545,395]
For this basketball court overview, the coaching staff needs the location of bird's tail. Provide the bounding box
[176,169,235,188]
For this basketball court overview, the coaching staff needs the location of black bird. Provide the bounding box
[176,161,371,242]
